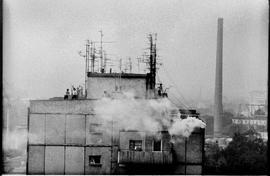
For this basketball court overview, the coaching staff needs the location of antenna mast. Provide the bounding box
[148,33,157,90]
[99,30,104,73]
[78,40,90,96]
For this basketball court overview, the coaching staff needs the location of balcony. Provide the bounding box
[118,150,173,164]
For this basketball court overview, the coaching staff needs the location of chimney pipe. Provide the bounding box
[214,18,223,138]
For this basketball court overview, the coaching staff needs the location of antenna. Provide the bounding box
[148,33,157,90]
[136,57,141,73]
[99,30,104,73]
[90,41,96,72]
[119,58,122,72]
[128,57,132,73]
[103,51,108,72]
[78,40,90,97]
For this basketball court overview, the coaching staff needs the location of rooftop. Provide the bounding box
[87,72,147,78]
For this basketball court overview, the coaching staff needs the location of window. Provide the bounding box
[153,140,162,151]
[89,155,101,166]
[129,140,142,151]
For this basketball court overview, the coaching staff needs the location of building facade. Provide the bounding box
[27,73,205,174]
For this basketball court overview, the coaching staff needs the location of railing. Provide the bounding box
[118,150,173,164]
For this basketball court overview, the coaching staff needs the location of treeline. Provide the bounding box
[204,131,268,174]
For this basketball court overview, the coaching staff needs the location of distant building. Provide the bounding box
[27,72,205,175]
[232,91,268,140]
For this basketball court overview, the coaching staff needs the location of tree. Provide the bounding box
[204,131,268,174]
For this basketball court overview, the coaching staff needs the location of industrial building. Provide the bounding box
[27,34,205,174]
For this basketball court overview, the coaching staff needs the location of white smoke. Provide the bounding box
[169,116,206,137]
[3,129,27,151]
[94,91,206,138]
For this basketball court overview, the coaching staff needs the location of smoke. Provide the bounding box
[169,116,206,137]
[3,129,27,152]
[94,91,206,138]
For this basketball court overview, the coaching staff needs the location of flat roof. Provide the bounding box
[87,72,147,78]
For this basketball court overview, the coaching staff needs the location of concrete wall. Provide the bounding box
[45,146,65,174]
[186,165,202,175]
[86,115,112,145]
[87,76,146,99]
[172,128,204,175]
[29,114,45,144]
[66,115,85,145]
[186,133,202,163]
[45,114,65,144]
[65,147,84,174]
[85,147,111,174]
[30,100,95,114]
[28,99,204,175]
[28,146,45,174]
[172,137,186,163]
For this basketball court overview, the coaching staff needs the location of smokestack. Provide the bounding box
[214,18,223,138]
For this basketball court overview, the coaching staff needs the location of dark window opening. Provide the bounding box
[129,140,142,151]
[153,140,162,151]
[89,155,102,166]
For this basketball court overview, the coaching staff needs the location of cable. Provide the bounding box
[160,66,191,108]
[157,74,189,109]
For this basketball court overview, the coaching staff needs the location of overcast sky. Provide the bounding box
[3,0,268,106]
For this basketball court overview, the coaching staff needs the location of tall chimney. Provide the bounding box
[214,18,223,138]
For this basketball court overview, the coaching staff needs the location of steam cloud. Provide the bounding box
[94,91,206,138]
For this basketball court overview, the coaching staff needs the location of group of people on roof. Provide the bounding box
[64,85,84,100]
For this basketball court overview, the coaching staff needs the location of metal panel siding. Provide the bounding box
[65,147,84,174]
[45,114,65,144]
[45,146,64,174]
[29,114,45,144]
[85,147,111,174]
[28,146,45,174]
[186,133,202,163]
[66,115,85,144]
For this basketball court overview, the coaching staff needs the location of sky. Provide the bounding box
[3,0,268,107]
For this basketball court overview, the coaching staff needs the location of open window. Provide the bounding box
[89,155,102,166]
[129,140,143,151]
[153,139,162,151]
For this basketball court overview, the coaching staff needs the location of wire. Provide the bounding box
[160,66,191,108]
[157,73,189,109]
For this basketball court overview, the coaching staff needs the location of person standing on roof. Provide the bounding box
[64,89,70,100]
[72,87,77,99]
